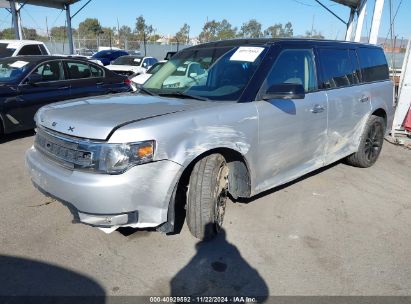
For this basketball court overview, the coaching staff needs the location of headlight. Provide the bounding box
[79,140,155,174]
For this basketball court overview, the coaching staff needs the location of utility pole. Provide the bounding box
[311,14,315,37]
[369,0,385,44]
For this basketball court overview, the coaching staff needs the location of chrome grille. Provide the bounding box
[34,128,93,168]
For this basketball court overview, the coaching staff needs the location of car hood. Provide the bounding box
[36,93,216,140]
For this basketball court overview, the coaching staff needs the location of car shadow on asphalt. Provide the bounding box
[170,224,269,300]
[0,129,35,144]
[0,255,105,302]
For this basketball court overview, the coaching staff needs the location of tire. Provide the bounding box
[186,154,229,240]
[345,115,386,168]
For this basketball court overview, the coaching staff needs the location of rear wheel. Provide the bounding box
[345,115,385,168]
[186,154,229,240]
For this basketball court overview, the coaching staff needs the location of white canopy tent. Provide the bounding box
[0,0,90,54]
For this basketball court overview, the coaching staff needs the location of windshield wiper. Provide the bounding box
[158,91,208,101]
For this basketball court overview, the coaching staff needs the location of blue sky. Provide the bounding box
[0,0,410,43]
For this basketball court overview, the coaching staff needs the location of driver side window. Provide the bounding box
[264,49,317,93]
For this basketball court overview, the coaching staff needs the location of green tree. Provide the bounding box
[239,19,262,38]
[264,22,293,38]
[0,28,15,39]
[305,29,324,39]
[135,15,154,55]
[175,23,190,45]
[0,27,43,40]
[198,19,237,43]
[216,19,237,40]
[78,18,102,38]
[283,22,293,37]
[199,20,220,43]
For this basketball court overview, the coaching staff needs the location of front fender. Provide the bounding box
[109,101,259,171]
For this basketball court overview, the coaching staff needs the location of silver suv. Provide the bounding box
[26,39,393,240]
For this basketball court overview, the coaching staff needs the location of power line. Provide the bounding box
[384,0,404,44]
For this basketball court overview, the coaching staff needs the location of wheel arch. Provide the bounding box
[179,147,252,199]
[160,147,252,235]
[372,108,387,127]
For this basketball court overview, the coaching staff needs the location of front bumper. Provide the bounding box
[26,146,182,229]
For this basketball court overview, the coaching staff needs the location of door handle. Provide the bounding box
[310,104,325,113]
[359,96,369,103]
[58,86,69,90]
[96,82,104,85]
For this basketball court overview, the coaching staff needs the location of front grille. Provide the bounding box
[34,128,93,169]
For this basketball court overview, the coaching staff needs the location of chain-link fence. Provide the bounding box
[44,38,192,60]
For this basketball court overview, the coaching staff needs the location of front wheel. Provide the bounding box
[345,115,386,168]
[186,154,229,240]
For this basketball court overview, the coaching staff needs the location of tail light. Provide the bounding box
[124,78,132,86]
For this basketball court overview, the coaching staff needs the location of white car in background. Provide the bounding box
[0,40,50,58]
[130,60,166,90]
[162,61,207,89]
[106,55,158,77]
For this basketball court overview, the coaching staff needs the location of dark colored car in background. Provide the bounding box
[0,56,131,136]
[91,49,129,66]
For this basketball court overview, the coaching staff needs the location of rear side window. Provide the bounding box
[66,61,91,79]
[18,44,42,55]
[90,64,104,77]
[358,47,389,82]
[319,48,356,89]
[39,44,49,55]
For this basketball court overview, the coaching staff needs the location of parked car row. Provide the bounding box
[0,56,131,135]
[23,38,393,241]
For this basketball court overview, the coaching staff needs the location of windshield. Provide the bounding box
[147,62,165,74]
[0,43,15,58]
[142,46,267,101]
[0,58,31,83]
[112,56,142,66]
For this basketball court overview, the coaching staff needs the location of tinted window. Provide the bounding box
[319,48,355,89]
[66,61,91,79]
[18,44,42,55]
[90,64,104,77]
[39,44,49,55]
[0,43,15,57]
[358,47,389,82]
[112,56,142,66]
[150,58,158,66]
[147,61,165,74]
[32,61,64,81]
[349,49,361,85]
[264,49,317,93]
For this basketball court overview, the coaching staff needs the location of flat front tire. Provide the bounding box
[186,154,229,240]
[345,115,386,168]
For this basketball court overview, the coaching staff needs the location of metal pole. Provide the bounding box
[9,0,22,40]
[369,0,385,44]
[345,8,355,41]
[355,1,367,42]
[65,4,74,54]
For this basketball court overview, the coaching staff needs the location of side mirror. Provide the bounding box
[189,72,198,78]
[262,83,305,100]
[26,74,43,85]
